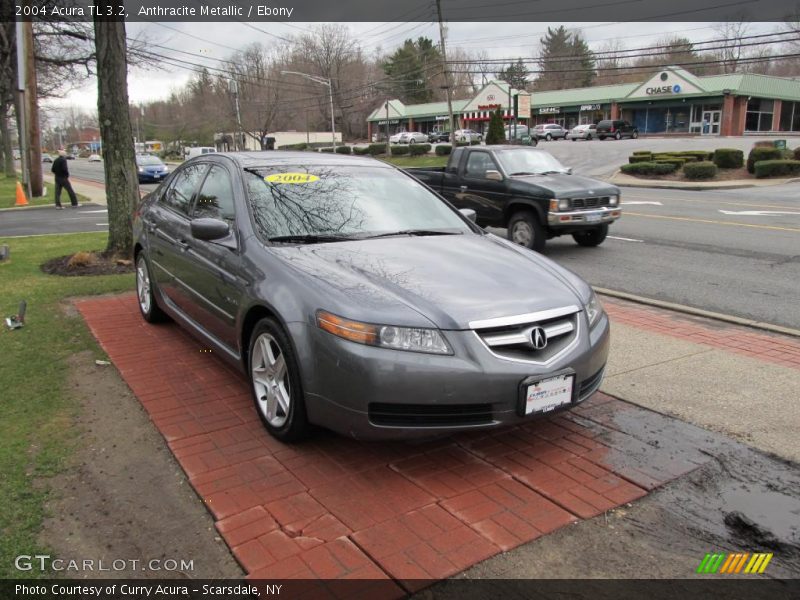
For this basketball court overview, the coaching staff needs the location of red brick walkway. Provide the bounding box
[77,294,703,592]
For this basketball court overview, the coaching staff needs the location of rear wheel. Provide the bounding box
[632,130,639,139]
[508,210,546,252]
[136,252,168,323]
[599,135,606,140]
[572,224,609,247]
[249,318,310,442]
[614,131,622,140]
[545,133,552,141]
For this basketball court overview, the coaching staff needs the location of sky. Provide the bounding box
[43,20,780,118]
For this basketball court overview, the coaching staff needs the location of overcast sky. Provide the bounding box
[43,20,780,118]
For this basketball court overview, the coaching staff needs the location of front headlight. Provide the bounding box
[317,310,452,355]
[585,291,605,328]
[608,194,620,206]
[137,167,144,173]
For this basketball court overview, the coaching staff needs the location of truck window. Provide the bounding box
[464,151,498,179]
[447,148,464,173]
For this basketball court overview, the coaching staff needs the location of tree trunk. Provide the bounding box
[0,106,14,177]
[94,12,139,258]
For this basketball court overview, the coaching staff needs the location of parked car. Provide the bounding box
[454,129,482,143]
[88,154,102,162]
[42,154,53,163]
[371,132,386,143]
[133,152,609,442]
[532,124,567,141]
[405,145,621,252]
[389,131,406,144]
[595,120,638,140]
[504,124,530,141]
[427,129,451,143]
[136,154,170,183]
[402,131,428,144]
[66,153,76,160]
[184,146,217,159]
[567,124,597,141]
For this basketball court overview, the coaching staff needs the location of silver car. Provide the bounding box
[567,124,597,141]
[133,152,609,442]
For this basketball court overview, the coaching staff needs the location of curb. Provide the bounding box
[595,287,800,339]
[610,171,800,191]
[0,201,103,213]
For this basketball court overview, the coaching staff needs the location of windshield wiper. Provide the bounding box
[365,229,462,239]
[540,170,568,175]
[268,233,357,244]
[508,171,537,176]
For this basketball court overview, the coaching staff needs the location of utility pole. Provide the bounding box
[230,79,242,151]
[15,21,30,198]
[435,0,455,144]
[385,100,390,156]
[23,21,42,196]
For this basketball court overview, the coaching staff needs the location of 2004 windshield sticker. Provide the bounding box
[265,173,320,184]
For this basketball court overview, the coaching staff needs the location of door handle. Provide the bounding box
[177,239,190,251]
[143,219,156,233]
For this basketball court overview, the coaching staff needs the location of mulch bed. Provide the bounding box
[41,253,135,277]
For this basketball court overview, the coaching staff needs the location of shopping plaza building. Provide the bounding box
[367,66,800,138]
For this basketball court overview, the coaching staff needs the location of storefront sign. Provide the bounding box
[539,107,560,114]
[435,115,449,121]
[377,119,400,125]
[478,103,502,110]
[516,94,531,119]
[580,104,601,111]
[645,84,682,95]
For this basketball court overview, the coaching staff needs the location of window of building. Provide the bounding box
[745,98,774,132]
[779,101,800,132]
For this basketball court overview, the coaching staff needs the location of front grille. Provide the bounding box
[579,365,605,398]
[569,196,611,210]
[368,403,493,427]
[473,306,580,363]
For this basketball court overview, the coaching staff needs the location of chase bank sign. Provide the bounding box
[645,84,682,95]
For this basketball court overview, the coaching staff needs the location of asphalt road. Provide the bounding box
[0,204,109,236]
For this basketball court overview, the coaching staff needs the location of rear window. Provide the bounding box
[597,120,612,128]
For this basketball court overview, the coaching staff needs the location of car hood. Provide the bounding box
[510,173,618,198]
[270,233,585,330]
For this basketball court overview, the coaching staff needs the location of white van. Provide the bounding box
[184,146,217,159]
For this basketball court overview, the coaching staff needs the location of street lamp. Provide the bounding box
[281,70,336,150]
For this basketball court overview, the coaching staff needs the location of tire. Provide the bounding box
[599,135,606,140]
[507,210,546,252]
[248,317,310,442]
[545,133,552,141]
[135,251,168,323]
[587,134,592,140]
[572,224,609,247]
[614,131,621,140]
[632,131,639,139]
[571,138,576,142]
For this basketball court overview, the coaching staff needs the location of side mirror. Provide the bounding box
[485,170,503,182]
[191,217,230,241]
[459,208,477,223]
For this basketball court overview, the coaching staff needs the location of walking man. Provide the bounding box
[51,149,79,209]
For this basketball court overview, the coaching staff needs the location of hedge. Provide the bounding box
[390,145,410,156]
[632,150,652,156]
[455,141,470,147]
[367,143,387,156]
[352,146,370,155]
[319,147,334,153]
[435,144,452,156]
[654,157,687,169]
[620,161,678,175]
[409,143,432,156]
[747,146,782,173]
[683,161,717,180]
[794,147,800,161]
[674,150,713,161]
[278,142,308,151]
[753,159,800,178]
[628,155,652,164]
[335,145,352,155]
[712,148,744,169]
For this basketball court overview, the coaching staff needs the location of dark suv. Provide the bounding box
[427,129,451,143]
[596,120,638,140]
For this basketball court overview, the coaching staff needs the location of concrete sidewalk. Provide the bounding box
[44,175,108,205]
[599,295,800,462]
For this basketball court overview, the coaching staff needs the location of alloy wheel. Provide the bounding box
[136,256,151,315]
[251,332,291,427]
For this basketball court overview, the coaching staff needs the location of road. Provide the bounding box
[3,141,799,329]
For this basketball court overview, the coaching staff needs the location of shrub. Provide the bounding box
[794,147,800,161]
[753,159,800,178]
[683,161,717,180]
[654,157,687,169]
[632,150,652,155]
[712,148,744,169]
[675,150,713,161]
[334,145,352,155]
[366,143,386,156]
[352,146,370,155]
[435,144,452,156]
[628,155,652,164]
[278,142,308,151]
[485,109,506,145]
[747,146,782,173]
[620,161,678,176]
[319,147,334,153]
[409,143,431,156]
[390,145,410,156]
[455,141,470,147]
[470,139,482,146]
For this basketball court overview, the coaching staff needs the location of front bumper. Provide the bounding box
[548,206,621,229]
[289,311,610,440]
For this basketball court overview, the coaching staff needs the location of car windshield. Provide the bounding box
[494,149,569,175]
[137,156,163,166]
[245,166,472,242]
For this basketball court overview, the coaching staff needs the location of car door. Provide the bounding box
[439,147,465,201]
[180,164,246,350]
[456,151,509,224]
[147,162,208,315]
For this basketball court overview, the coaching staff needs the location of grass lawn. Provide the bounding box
[381,155,449,168]
[0,174,90,209]
[0,232,134,578]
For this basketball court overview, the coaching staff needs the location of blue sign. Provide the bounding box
[673,84,682,93]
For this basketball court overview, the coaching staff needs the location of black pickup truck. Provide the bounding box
[405,145,621,251]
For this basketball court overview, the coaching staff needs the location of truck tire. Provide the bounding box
[508,210,546,252]
[572,224,609,247]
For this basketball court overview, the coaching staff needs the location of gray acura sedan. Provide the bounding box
[133,152,609,442]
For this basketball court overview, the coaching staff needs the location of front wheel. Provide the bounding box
[136,252,168,323]
[586,134,592,140]
[632,131,639,139]
[508,210,546,252]
[614,131,622,140]
[572,224,609,247]
[599,136,606,140]
[249,318,310,442]
[545,134,552,141]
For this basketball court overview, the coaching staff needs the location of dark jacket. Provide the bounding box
[51,156,69,178]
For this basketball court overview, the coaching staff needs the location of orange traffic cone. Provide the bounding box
[15,181,28,206]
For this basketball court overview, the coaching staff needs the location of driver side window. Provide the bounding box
[465,152,498,179]
[162,164,207,216]
[193,165,236,222]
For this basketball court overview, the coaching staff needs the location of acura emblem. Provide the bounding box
[531,327,548,350]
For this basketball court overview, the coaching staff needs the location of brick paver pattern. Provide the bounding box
[77,294,717,592]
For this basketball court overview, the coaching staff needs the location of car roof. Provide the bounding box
[194,151,394,170]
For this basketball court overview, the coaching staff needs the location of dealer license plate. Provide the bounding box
[525,374,574,415]
[585,213,602,223]
[154,174,161,179]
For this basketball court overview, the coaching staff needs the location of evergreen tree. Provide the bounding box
[535,26,595,90]
[382,37,442,103]
[497,58,529,90]
[485,109,505,145]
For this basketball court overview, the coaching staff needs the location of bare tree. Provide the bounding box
[713,20,750,74]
